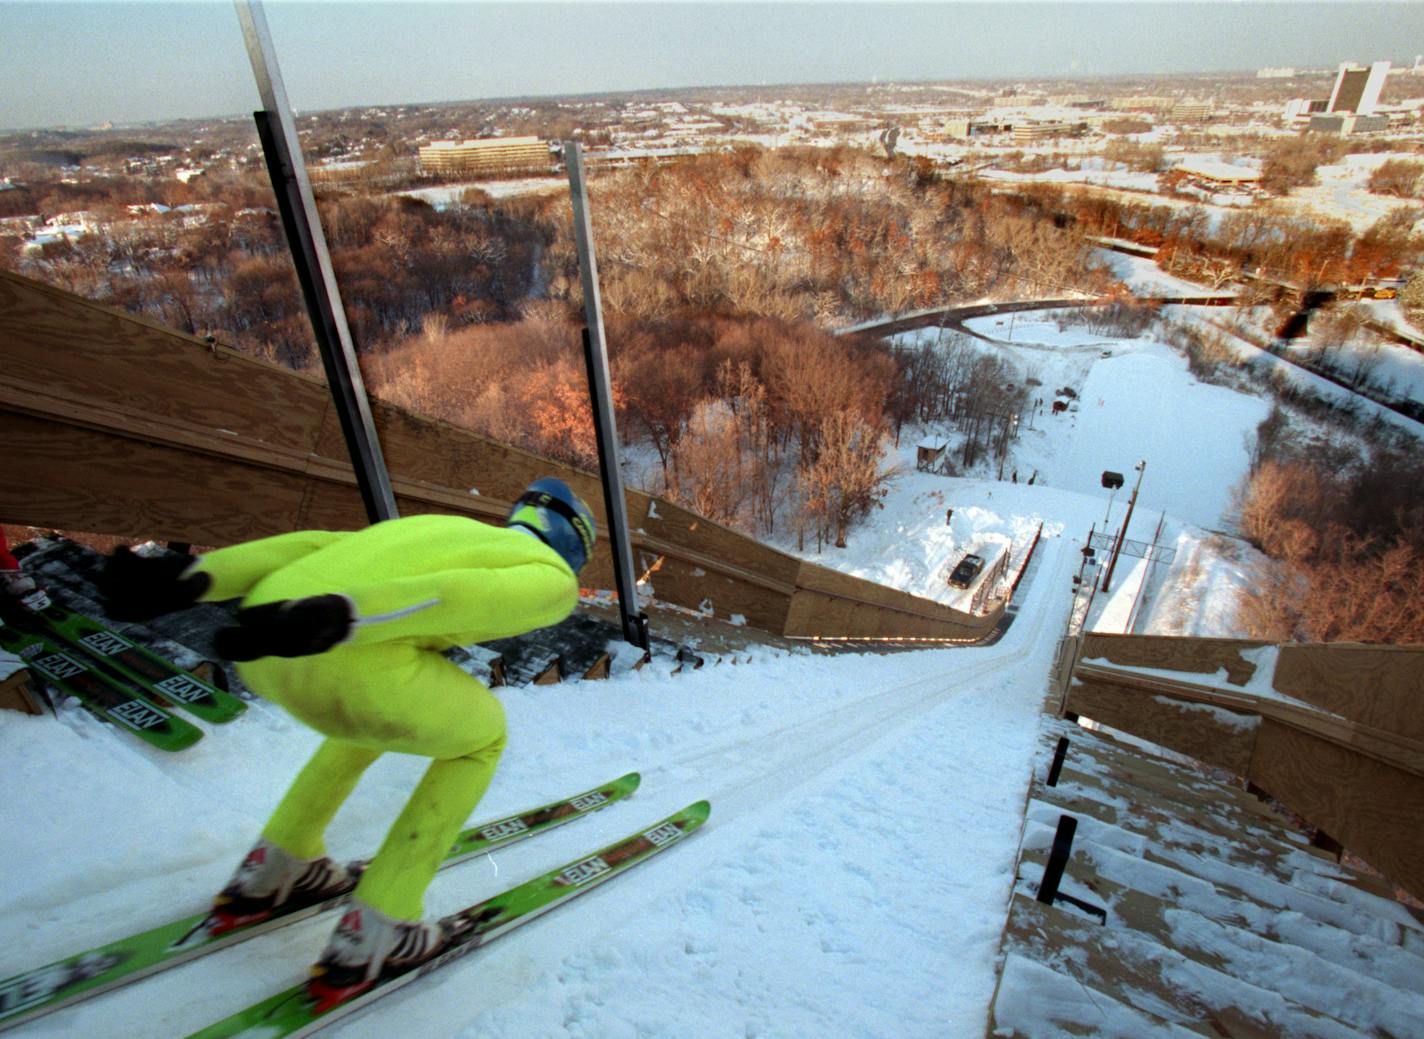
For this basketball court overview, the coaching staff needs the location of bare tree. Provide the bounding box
[798,411,894,550]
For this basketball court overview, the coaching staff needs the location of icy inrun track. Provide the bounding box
[0,541,1074,1039]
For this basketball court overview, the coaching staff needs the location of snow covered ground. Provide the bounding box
[978,166,1161,193]
[841,312,1273,633]
[1284,151,1423,233]
[1166,306,1424,436]
[0,581,1063,1039]
[1092,248,1231,298]
[0,306,1407,1037]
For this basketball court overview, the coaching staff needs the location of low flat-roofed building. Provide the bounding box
[1284,97,1330,125]
[923,119,972,142]
[915,435,948,472]
[1011,120,1084,144]
[1309,112,1389,134]
[1109,95,1174,114]
[807,112,876,135]
[1174,159,1262,185]
[417,137,551,176]
[1171,100,1212,120]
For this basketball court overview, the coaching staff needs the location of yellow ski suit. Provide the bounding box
[194,513,579,921]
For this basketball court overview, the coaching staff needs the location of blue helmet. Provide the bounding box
[507,477,597,574]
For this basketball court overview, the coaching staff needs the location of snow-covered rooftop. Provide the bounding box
[1175,158,1263,182]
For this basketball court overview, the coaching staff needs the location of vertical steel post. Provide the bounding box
[1101,460,1145,594]
[564,143,648,651]
[235,1,398,524]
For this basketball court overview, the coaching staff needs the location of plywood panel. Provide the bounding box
[333,395,597,511]
[1079,633,1268,686]
[1075,659,1424,778]
[1065,679,1258,776]
[639,553,792,633]
[790,560,1000,635]
[1248,720,1424,900]
[783,587,996,641]
[0,271,326,451]
[640,498,802,587]
[0,411,320,544]
[1275,644,1424,742]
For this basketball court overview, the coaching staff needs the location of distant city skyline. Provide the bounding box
[3,2,1422,131]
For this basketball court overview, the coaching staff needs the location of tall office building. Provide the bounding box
[1328,61,1390,115]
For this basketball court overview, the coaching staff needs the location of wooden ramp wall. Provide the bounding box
[0,271,1000,643]
[1060,632,1424,899]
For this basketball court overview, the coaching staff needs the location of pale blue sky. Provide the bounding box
[2,2,1421,130]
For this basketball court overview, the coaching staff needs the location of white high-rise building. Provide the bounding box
[1328,61,1390,116]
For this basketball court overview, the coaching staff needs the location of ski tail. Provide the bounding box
[0,618,203,752]
[21,599,246,724]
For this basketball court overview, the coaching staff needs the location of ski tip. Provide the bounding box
[682,801,711,825]
[617,771,641,791]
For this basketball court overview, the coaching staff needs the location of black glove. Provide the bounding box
[214,595,354,661]
[99,546,212,621]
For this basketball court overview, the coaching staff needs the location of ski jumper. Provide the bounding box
[193,513,579,921]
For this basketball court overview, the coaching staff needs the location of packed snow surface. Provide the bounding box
[0,305,1395,1036]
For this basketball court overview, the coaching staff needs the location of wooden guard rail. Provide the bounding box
[0,271,1000,643]
[1061,632,1424,899]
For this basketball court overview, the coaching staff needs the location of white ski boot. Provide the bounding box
[208,838,353,934]
[310,899,447,994]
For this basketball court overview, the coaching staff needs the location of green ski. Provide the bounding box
[14,594,246,724]
[188,801,709,1039]
[0,773,640,1034]
[0,617,202,753]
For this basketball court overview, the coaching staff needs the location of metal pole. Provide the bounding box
[565,143,648,652]
[236,1,398,524]
[1101,460,1145,594]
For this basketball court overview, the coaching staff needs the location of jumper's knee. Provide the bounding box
[456,718,506,766]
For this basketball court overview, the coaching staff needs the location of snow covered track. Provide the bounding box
[648,540,1065,827]
[266,544,1074,1038]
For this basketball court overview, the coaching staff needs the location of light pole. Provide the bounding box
[1101,460,1145,595]
[1101,470,1124,525]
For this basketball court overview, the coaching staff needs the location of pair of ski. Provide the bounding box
[0,592,244,751]
[0,772,709,1038]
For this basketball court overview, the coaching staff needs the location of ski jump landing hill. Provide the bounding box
[0,271,999,645]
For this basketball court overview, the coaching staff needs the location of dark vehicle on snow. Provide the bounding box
[948,553,985,589]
